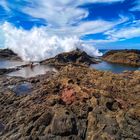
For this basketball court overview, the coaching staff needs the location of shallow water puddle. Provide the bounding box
[9,82,33,96]
[91,61,140,73]
[0,59,27,69]
[7,64,57,78]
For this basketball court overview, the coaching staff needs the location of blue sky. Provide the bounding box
[0,0,140,49]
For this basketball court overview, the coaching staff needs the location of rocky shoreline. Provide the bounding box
[0,49,140,140]
[41,49,99,67]
[103,49,140,67]
[0,49,21,61]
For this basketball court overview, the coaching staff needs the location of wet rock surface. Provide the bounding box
[0,49,21,60]
[0,49,27,75]
[103,49,140,67]
[0,64,140,140]
[41,49,98,66]
[0,68,17,75]
[0,49,140,140]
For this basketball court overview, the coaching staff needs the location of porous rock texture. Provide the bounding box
[41,49,98,66]
[0,64,140,140]
[103,49,140,67]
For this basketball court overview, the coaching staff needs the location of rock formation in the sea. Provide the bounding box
[103,49,140,66]
[0,48,98,75]
[0,49,25,75]
[41,49,98,66]
[0,68,17,75]
[0,64,140,139]
[0,49,21,60]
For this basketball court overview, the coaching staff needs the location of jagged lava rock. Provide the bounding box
[103,49,140,66]
[0,51,140,139]
[0,49,21,60]
[41,49,98,66]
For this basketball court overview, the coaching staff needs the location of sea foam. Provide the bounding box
[0,22,102,61]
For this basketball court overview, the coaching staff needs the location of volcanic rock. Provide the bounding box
[51,107,77,136]
[0,50,140,140]
[0,49,21,60]
[41,49,98,66]
[103,49,140,66]
[0,122,4,132]
[0,68,15,75]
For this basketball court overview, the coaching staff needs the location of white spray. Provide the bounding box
[0,22,102,61]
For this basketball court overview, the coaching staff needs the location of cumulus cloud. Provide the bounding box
[1,0,139,61]
[0,0,128,37]
[0,0,128,40]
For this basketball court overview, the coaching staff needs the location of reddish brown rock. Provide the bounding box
[61,87,76,105]
[103,49,140,66]
[0,55,140,139]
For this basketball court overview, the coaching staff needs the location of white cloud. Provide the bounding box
[85,39,117,44]
[2,0,140,59]
[82,20,140,44]
[107,28,140,40]
[84,0,125,3]
[130,0,140,11]
[0,0,9,11]
[40,16,128,39]
[0,22,102,61]
[3,0,138,50]
[105,20,140,40]
[0,0,127,37]
[21,0,125,27]
[0,0,125,26]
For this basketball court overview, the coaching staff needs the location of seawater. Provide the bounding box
[7,64,57,78]
[91,61,140,73]
[0,59,27,69]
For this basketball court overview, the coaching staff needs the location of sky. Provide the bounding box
[0,0,140,50]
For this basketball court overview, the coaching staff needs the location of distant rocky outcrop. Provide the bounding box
[41,49,98,66]
[0,68,17,75]
[0,49,21,60]
[103,49,140,66]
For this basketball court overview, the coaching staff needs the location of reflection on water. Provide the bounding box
[10,82,32,96]
[91,61,140,73]
[7,64,57,78]
[0,59,27,69]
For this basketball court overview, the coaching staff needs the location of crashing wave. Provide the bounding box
[0,22,102,61]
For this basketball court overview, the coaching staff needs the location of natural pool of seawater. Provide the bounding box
[0,59,27,69]
[11,82,32,96]
[7,64,57,78]
[91,61,140,73]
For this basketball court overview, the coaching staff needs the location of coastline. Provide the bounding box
[0,49,140,139]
